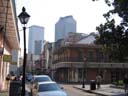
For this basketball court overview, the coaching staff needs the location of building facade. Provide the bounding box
[52,43,106,83]
[0,0,20,90]
[51,33,128,83]
[28,25,44,54]
[55,15,76,41]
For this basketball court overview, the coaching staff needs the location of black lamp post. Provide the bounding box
[82,57,86,88]
[18,7,30,96]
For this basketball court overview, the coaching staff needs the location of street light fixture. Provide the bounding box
[18,7,30,96]
[82,57,86,88]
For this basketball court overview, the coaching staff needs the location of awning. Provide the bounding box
[0,0,20,49]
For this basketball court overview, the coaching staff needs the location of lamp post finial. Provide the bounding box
[22,7,26,12]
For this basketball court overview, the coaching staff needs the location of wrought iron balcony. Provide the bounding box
[53,57,84,64]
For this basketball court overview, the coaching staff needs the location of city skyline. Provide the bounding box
[28,25,44,54]
[16,0,112,43]
[55,15,76,41]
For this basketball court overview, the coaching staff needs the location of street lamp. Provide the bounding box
[18,7,30,96]
[82,57,86,88]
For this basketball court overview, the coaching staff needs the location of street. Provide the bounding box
[61,84,99,96]
[26,83,127,96]
[26,83,99,96]
[0,83,127,96]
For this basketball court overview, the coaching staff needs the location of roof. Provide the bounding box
[38,81,56,85]
[77,33,96,44]
[33,75,50,77]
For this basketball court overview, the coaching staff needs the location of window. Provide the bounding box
[88,51,93,61]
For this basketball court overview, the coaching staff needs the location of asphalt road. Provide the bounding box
[61,84,99,96]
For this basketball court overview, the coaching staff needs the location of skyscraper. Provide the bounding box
[55,15,77,41]
[28,25,44,55]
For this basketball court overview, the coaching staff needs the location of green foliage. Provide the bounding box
[113,80,123,85]
[118,80,123,85]
[94,0,128,62]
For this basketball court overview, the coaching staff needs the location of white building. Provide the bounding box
[55,15,77,41]
[28,25,44,55]
[77,32,96,44]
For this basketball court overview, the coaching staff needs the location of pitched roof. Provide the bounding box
[77,33,96,44]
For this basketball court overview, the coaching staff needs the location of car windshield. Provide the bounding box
[38,83,61,92]
[34,77,50,82]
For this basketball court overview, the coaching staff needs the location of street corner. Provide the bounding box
[73,85,109,96]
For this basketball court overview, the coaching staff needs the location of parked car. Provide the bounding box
[32,75,52,83]
[31,75,52,88]
[32,81,68,96]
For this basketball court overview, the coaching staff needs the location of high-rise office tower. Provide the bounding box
[28,25,44,55]
[55,15,77,41]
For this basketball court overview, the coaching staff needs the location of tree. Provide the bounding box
[93,0,128,62]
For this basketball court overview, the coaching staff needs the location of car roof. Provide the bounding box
[38,81,56,85]
[33,75,50,77]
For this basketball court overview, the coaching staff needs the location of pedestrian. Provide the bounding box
[5,74,10,91]
[96,75,102,89]
[123,74,128,94]
[13,76,17,81]
[11,75,16,80]
[19,74,23,81]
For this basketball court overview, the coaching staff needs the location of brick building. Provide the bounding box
[51,33,128,83]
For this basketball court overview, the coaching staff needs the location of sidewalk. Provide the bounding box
[73,84,126,96]
[0,91,8,96]
[0,83,30,96]
[0,90,29,96]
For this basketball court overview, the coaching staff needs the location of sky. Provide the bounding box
[15,0,114,52]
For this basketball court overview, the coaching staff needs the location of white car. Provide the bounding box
[33,75,52,83]
[31,75,52,89]
[33,81,68,96]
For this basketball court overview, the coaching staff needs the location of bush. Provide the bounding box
[113,80,124,85]
[118,80,123,85]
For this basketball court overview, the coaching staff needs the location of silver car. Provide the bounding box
[33,81,68,96]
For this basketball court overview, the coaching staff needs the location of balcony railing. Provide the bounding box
[53,57,84,64]
[52,56,106,64]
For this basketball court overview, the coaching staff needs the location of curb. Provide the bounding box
[73,86,109,96]
[110,85,124,89]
